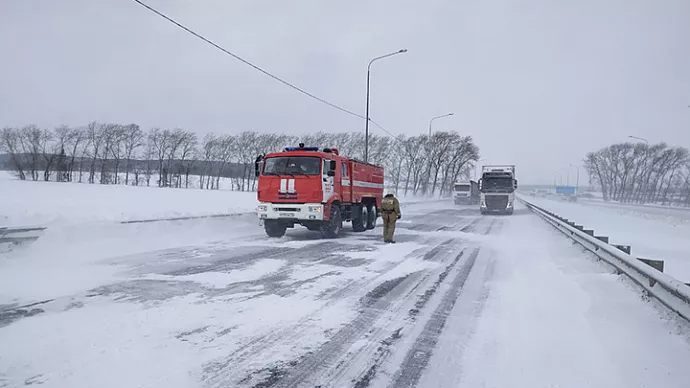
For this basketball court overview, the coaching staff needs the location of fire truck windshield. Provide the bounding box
[263,156,321,176]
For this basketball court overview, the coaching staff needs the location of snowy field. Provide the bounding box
[0,171,258,227]
[2,194,690,387]
[578,198,690,222]
[524,195,690,282]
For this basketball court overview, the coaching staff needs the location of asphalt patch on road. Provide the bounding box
[353,328,403,388]
[0,306,44,328]
[410,250,466,317]
[422,239,455,261]
[360,276,410,308]
[0,299,53,328]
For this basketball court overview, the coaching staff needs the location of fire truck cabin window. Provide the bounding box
[263,156,322,176]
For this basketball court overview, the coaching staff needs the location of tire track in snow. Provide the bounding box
[313,218,496,388]
[386,247,482,388]
[214,213,494,387]
[264,269,432,388]
[204,233,453,387]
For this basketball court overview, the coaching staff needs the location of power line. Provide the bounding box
[369,118,400,139]
[130,0,365,119]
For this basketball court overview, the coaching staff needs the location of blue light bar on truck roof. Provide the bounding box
[284,147,319,151]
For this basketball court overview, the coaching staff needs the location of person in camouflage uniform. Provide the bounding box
[380,192,401,243]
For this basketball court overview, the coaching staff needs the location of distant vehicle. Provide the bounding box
[479,165,517,215]
[255,144,383,238]
[453,180,480,205]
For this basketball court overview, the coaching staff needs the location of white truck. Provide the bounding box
[453,180,480,205]
[479,165,518,215]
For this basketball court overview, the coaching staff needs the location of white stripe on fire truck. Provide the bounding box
[280,178,287,193]
[340,179,384,189]
[288,179,295,193]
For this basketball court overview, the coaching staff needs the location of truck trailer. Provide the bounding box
[255,144,384,238]
[479,165,518,215]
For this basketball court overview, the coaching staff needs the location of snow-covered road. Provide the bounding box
[1,201,689,388]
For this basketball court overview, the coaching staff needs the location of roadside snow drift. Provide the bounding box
[525,195,690,282]
[0,171,257,227]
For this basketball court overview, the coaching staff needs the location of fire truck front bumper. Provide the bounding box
[257,203,325,221]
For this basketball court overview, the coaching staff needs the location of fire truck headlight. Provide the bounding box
[308,206,322,213]
[257,205,268,212]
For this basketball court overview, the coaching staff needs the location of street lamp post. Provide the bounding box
[428,113,454,137]
[364,49,408,162]
[628,135,649,145]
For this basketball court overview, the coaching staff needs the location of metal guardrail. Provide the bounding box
[0,226,47,246]
[120,212,253,224]
[521,198,690,323]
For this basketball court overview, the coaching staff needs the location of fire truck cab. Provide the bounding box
[255,144,384,238]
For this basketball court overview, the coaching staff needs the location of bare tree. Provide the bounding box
[85,122,104,184]
[178,131,198,188]
[148,128,170,187]
[584,142,690,206]
[18,125,44,181]
[215,134,236,190]
[0,127,26,180]
[199,133,217,190]
[38,128,57,181]
[122,124,144,185]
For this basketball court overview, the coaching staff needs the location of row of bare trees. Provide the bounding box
[1,123,480,195]
[584,142,690,206]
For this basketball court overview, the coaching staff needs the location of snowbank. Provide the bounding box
[0,171,258,227]
[525,196,690,282]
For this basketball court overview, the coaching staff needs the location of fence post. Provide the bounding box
[613,244,631,255]
[637,258,665,288]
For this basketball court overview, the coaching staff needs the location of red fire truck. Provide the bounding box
[255,144,384,238]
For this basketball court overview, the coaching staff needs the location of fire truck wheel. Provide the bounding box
[365,203,377,230]
[352,205,367,232]
[264,221,287,238]
[321,205,342,238]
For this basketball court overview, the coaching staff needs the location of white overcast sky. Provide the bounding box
[1,0,689,185]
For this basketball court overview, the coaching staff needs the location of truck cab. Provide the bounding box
[453,180,480,205]
[255,144,383,238]
[479,165,518,215]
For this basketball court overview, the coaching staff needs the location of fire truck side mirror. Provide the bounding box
[514,179,518,189]
[254,155,263,177]
[329,160,337,171]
